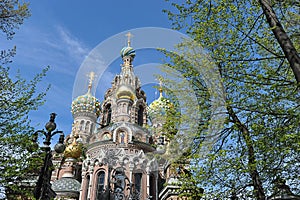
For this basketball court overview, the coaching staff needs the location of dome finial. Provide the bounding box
[71,72,101,117]
[120,33,135,63]
[125,32,133,47]
[87,71,96,93]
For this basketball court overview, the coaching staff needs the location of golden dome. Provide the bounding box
[64,135,82,159]
[116,85,136,101]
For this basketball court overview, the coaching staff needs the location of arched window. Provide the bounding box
[96,171,105,199]
[137,105,144,126]
[80,120,85,131]
[149,174,155,199]
[118,130,126,144]
[114,168,126,192]
[90,123,94,134]
[134,173,142,194]
[105,104,112,125]
[85,121,90,132]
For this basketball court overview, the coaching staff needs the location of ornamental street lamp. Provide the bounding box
[33,113,66,200]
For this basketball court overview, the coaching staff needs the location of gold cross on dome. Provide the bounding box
[88,71,95,85]
[159,78,163,88]
[157,78,163,97]
[125,32,133,47]
[87,71,96,92]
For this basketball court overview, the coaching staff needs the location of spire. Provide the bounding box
[87,71,95,93]
[120,33,136,76]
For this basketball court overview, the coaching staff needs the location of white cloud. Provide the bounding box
[56,25,89,63]
[1,24,93,135]
[3,24,90,78]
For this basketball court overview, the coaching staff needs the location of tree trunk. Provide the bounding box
[259,0,300,83]
[227,105,266,200]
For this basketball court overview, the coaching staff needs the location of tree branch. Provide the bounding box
[259,0,300,83]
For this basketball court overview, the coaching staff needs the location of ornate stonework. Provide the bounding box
[51,37,182,200]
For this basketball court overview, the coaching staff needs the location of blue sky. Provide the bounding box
[2,1,183,139]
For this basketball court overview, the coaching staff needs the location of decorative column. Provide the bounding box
[87,169,94,200]
[146,168,151,198]
[78,172,85,200]
[129,163,134,182]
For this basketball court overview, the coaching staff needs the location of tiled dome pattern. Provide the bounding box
[148,96,176,119]
[71,93,101,117]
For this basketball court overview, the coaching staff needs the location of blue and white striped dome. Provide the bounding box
[120,46,136,58]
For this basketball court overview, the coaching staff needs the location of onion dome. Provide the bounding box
[148,88,178,149]
[71,92,101,117]
[63,134,82,159]
[121,32,136,58]
[116,85,136,101]
[148,91,176,121]
[120,46,136,58]
[71,72,101,117]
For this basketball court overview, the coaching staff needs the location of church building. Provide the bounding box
[50,36,185,200]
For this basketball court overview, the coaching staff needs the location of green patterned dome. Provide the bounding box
[120,46,136,58]
[148,95,176,120]
[148,92,179,137]
[71,92,101,117]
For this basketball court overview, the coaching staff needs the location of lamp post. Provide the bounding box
[33,113,66,200]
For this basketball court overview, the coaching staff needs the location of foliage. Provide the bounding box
[0,0,30,64]
[0,1,48,199]
[258,0,300,82]
[0,66,48,199]
[0,0,30,40]
[163,0,300,199]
